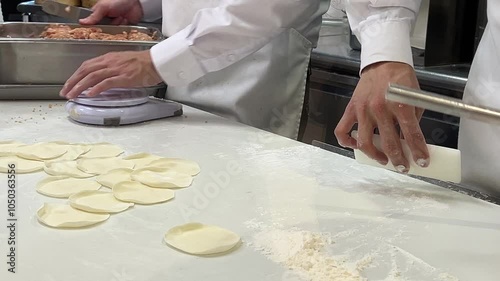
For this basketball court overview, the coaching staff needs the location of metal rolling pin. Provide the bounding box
[386,83,500,125]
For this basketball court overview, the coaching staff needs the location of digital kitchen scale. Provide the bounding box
[65,88,183,126]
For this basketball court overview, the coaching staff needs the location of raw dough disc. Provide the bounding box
[46,142,91,161]
[96,168,134,188]
[37,203,110,228]
[44,160,95,178]
[79,143,124,159]
[131,168,193,188]
[124,153,163,169]
[0,156,44,173]
[14,143,68,160]
[36,176,102,198]
[164,223,241,255]
[113,181,175,205]
[146,158,201,176]
[0,141,24,157]
[69,190,134,213]
[77,158,135,175]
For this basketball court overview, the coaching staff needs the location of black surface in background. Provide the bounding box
[2,0,25,21]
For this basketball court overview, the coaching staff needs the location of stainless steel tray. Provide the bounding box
[0,22,164,41]
[0,22,164,85]
[0,84,167,100]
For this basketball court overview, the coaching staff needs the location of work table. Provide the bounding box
[1,101,499,281]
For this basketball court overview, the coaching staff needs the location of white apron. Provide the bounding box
[159,0,324,139]
[458,0,500,197]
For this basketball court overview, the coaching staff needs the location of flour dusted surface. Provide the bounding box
[252,229,366,281]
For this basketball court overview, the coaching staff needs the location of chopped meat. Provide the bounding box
[40,24,155,41]
[127,30,154,41]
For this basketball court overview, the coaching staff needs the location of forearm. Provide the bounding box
[345,0,422,73]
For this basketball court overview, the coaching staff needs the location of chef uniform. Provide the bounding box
[138,0,330,139]
[346,0,500,197]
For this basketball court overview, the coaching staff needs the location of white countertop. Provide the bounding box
[1,101,499,281]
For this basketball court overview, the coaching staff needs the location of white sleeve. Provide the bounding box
[147,0,322,87]
[139,0,163,22]
[345,0,422,73]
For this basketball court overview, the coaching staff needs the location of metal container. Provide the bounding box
[0,22,164,84]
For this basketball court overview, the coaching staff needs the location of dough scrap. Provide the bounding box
[146,158,201,176]
[69,190,134,213]
[124,153,163,169]
[46,142,91,161]
[113,181,175,205]
[36,176,101,198]
[77,158,135,175]
[96,168,134,188]
[0,156,44,173]
[37,203,109,228]
[79,143,124,159]
[14,143,68,160]
[131,167,193,188]
[164,223,241,255]
[0,141,24,157]
[44,160,95,178]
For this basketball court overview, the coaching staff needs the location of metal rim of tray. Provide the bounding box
[0,22,165,43]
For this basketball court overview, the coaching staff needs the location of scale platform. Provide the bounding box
[65,88,183,126]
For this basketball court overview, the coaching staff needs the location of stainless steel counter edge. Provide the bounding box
[312,140,500,206]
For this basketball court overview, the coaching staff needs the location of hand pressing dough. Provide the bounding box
[164,223,241,255]
[14,143,67,160]
[124,153,163,169]
[36,176,101,198]
[0,141,24,157]
[0,156,44,173]
[45,160,95,178]
[37,203,110,228]
[46,142,90,161]
[146,158,201,176]
[96,168,134,188]
[131,167,193,188]
[69,190,134,213]
[77,158,135,175]
[79,143,124,159]
[113,181,175,205]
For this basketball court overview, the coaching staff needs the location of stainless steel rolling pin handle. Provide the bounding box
[386,83,500,125]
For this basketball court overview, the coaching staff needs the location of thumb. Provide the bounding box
[80,6,107,25]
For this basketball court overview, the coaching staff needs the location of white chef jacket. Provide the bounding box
[139,0,329,139]
[346,0,500,197]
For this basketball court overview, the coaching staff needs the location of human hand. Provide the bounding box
[59,50,163,99]
[334,62,429,173]
[79,0,144,25]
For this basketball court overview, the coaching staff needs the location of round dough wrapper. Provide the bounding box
[96,168,134,188]
[14,143,68,160]
[77,158,135,175]
[146,158,201,176]
[44,160,95,178]
[46,142,91,161]
[113,181,175,205]
[131,168,193,188]
[79,143,124,159]
[0,141,24,157]
[37,203,110,228]
[69,190,134,213]
[0,156,44,173]
[124,153,163,169]
[164,223,241,255]
[36,176,101,198]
